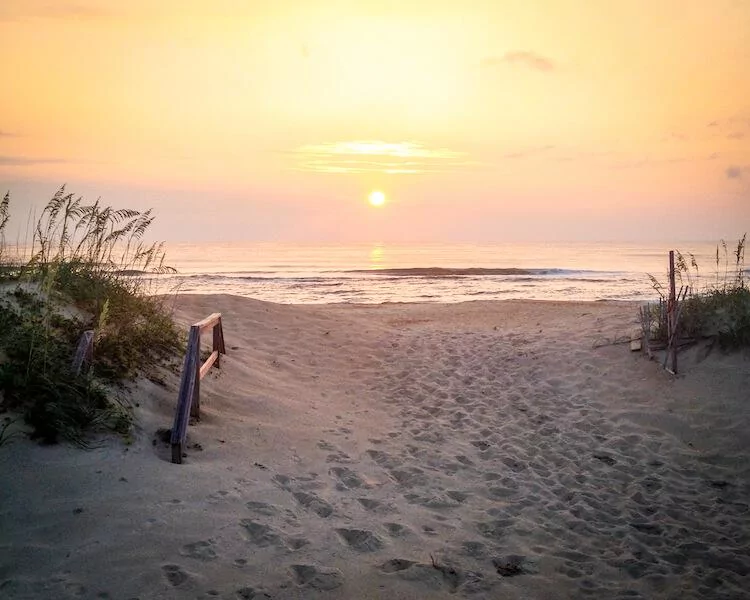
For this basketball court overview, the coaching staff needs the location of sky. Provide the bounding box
[1,0,748,243]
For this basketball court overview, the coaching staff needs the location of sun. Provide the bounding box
[368,190,386,207]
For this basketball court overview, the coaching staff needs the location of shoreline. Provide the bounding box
[156,291,648,307]
[1,295,748,599]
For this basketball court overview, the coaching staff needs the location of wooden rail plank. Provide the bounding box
[200,350,219,379]
[171,326,200,464]
[194,312,222,333]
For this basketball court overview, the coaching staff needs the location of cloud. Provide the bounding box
[0,155,68,166]
[706,116,750,132]
[481,51,556,72]
[293,140,474,174]
[726,165,744,179]
[661,132,688,142]
[0,2,111,21]
[500,145,555,159]
[727,131,745,140]
[609,155,716,169]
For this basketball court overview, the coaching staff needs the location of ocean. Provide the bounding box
[154,241,742,304]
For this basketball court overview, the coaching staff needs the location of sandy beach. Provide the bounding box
[1,295,748,599]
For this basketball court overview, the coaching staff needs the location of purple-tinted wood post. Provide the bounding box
[189,325,201,419]
[170,313,226,464]
[668,251,677,373]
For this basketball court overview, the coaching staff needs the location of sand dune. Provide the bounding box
[1,296,749,599]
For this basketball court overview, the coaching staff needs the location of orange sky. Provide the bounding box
[1,0,748,241]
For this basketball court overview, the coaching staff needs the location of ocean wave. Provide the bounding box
[343,267,625,278]
[346,267,536,276]
[173,267,632,282]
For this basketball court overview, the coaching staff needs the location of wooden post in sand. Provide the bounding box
[71,330,94,376]
[170,313,226,464]
[190,325,201,419]
[667,251,677,374]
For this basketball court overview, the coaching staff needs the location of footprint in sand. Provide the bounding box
[389,467,428,487]
[413,431,445,444]
[329,466,366,489]
[476,518,514,540]
[460,541,487,558]
[378,558,416,573]
[239,520,284,547]
[404,493,463,509]
[290,564,344,591]
[286,537,311,551]
[162,564,189,587]
[272,474,293,489]
[383,522,410,537]
[293,491,333,518]
[63,582,87,596]
[179,540,217,561]
[366,449,403,469]
[357,498,392,514]
[326,451,353,463]
[235,586,272,599]
[245,501,278,516]
[206,490,234,503]
[335,528,384,552]
[446,490,469,503]
[273,472,321,490]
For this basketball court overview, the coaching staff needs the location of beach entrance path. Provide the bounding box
[1,296,748,599]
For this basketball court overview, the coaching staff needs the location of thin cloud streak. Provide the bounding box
[0,2,111,21]
[481,51,556,72]
[293,140,473,174]
[609,153,722,170]
[0,156,69,166]
[500,145,555,159]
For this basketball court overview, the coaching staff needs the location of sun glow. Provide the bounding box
[368,190,386,207]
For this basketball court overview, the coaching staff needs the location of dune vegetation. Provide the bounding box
[645,234,749,350]
[0,186,182,446]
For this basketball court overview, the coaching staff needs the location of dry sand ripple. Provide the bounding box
[0,296,748,599]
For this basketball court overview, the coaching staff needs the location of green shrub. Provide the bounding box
[0,186,182,445]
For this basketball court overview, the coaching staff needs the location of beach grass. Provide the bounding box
[646,234,749,349]
[0,186,181,445]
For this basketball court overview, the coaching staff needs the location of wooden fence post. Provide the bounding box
[667,251,678,374]
[171,325,200,463]
[213,322,222,368]
[189,325,201,419]
[170,313,226,464]
[71,330,94,376]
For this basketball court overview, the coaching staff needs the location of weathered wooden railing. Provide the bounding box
[170,313,226,464]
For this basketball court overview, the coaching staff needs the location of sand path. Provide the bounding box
[1,296,748,599]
